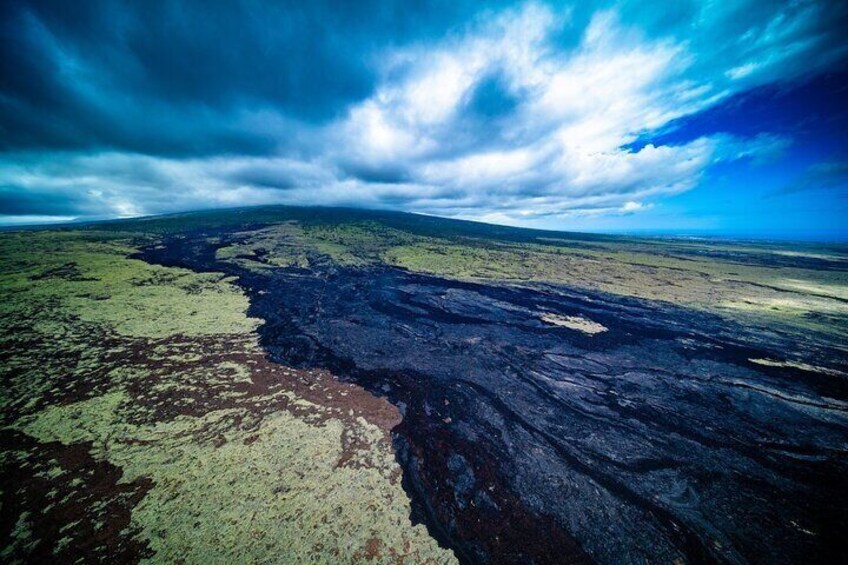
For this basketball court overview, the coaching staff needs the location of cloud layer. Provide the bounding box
[1,0,846,226]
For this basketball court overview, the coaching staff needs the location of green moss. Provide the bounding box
[0,232,258,339]
[20,390,453,564]
[1,511,35,559]
[375,236,848,338]
[214,224,313,272]
[0,231,256,423]
[1,229,455,563]
[302,222,419,266]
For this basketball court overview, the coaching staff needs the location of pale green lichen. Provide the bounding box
[1,229,455,563]
[20,391,454,564]
[748,358,847,377]
[0,231,258,340]
[540,313,608,335]
[1,511,35,559]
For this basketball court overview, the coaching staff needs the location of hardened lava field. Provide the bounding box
[3,206,847,564]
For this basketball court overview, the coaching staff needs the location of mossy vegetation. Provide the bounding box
[136,206,847,339]
[214,224,314,271]
[293,219,848,339]
[0,231,257,339]
[3,205,846,562]
[20,391,447,564]
[0,229,454,563]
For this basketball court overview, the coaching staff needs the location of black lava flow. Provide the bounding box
[139,231,848,565]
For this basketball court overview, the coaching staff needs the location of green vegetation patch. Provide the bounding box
[0,231,257,340]
[0,229,454,564]
[20,391,451,564]
[214,223,313,272]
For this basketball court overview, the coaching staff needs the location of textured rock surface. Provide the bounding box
[0,230,454,564]
[3,207,847,564]
[141,223,848,564]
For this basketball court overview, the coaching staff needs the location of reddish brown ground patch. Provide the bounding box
[3,324,405,561]
[0,429,153,562]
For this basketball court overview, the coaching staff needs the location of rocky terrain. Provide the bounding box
[2,206,847,563]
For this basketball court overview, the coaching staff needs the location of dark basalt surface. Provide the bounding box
[140,231,848,565]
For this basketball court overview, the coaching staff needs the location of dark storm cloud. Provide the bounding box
[1,0,848,227]
[0,0,513,156]
[340,163,411,185]
[226,167,299,191]
[0,186,87,215]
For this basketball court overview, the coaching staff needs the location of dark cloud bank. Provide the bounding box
[1,0,847,230]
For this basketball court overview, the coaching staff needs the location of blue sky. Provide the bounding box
[1,0,847,240]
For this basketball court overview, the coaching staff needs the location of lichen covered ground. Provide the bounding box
[0,230,453,563]
[2,206,847,564]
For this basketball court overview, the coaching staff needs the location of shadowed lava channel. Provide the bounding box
[139,230,848,565]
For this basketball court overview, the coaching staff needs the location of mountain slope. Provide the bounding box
[2,206,847,563]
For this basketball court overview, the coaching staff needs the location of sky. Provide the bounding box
[2,0,847,240]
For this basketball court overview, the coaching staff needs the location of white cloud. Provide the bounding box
[320,4,739,221]
[0,214,79,225]
[2,1,837,227]
[621,201,648,213]
[726,62,760,80]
